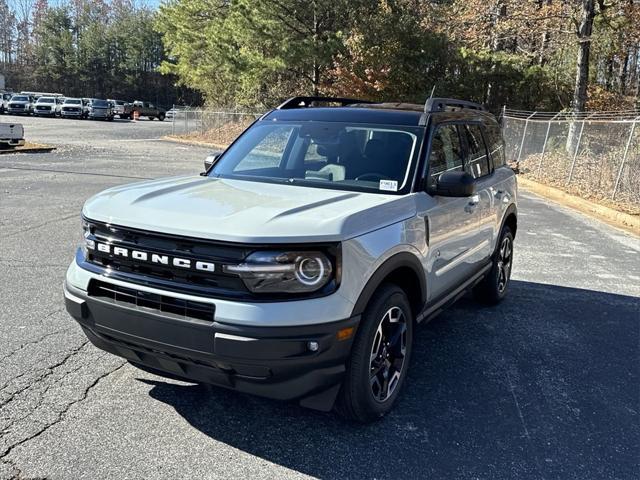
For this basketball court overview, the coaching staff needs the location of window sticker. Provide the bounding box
[379,179,398,192]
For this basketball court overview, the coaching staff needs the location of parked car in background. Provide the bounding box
[0,92,13,114]
[107,99,132,119]
[60,98,85,119]
[87,99,114,121]
[34,97,58,117]
[132,101,166,121]
[7,95,34,115]
[0,122,25,149]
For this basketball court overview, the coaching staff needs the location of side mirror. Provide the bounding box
[430,170,475,197]
[203,152,221,172]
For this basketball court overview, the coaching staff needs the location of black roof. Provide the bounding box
[263,97,496,127]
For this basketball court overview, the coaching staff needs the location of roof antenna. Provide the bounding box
[424,85,436,113]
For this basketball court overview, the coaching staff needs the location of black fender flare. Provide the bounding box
[493,203,518,257]
[351,251,427,317]
[499,203,517,237]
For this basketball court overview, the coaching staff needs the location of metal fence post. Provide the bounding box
[612,117,638,200]
[171,104,175,135]
[517,112,537,163]
[537,112,559,176]
[566,120,585,184]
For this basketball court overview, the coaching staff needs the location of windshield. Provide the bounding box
[92,100,108,108]
[210,121,422,194]
[37,97,55,103]
[65,99,81,105]
[12,96,28,102]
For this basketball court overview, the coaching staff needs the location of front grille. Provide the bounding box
[9,104,24,109]
[82,219,251,298]
[88,280,215,322]
[63,107,80,112]
[37,106,51,111]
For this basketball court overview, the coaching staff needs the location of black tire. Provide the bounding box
[158,114,165,121]
[336,284,413,423]
[148,116,154,121]
[474,226,514,305]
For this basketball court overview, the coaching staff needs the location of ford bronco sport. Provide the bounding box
[64,96,517,422]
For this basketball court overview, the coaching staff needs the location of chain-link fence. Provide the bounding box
[170,108,261,141]
[502,109,640,209]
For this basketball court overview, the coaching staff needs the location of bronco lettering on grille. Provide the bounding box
[88,241,216,272]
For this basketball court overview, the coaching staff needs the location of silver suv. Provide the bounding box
[64,96,517,422]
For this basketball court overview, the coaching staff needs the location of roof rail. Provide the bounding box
[424,97,486,113]
[276,96,374,110]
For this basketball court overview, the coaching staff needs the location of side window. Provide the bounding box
[483,123,506,167]
[462,124,490,179]
[427,124,464,189]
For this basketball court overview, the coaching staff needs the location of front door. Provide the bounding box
[418,123,486,301]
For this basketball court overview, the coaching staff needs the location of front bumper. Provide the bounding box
[64,281,359,410]
[34,109,55,116]
[88,111,111,119]
[7,108,28,114]
[61,110,83,117]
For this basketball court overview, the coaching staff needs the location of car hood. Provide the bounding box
[82,176,417,243]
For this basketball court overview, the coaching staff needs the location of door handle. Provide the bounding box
[465,195,480,213]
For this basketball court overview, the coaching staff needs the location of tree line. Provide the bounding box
[1,0,638,111]
[156,0,640,112]
[0,0,200,105]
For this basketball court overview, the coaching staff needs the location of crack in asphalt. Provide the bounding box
[0,313,69,364]
[0,362,127,464]
[0,213,79,239]
[1,165,151,181]
[0,353,108,435]
[0,341,90,406]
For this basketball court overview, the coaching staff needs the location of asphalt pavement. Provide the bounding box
[0,114,638,480]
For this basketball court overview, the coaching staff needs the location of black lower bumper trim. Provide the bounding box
[64,281,358,410]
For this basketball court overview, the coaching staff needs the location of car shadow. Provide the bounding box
[139,280,639,479]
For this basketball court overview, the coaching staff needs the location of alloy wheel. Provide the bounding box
[369,306,408,403]
[497,236,513,293]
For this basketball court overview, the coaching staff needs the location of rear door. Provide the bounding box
[460,123,495,260]
[418,123,485,300]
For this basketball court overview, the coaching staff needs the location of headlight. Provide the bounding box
[224,251,334,293]
[80,219,94,255]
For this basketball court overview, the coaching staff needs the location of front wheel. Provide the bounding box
[336,284,413,423]
[158,114,165,121]
[474,226,514,305]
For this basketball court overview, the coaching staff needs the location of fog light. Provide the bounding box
[307,341,319,352]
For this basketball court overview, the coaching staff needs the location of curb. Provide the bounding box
[0,143,56,155]
[518,176,639,237]
[161,136,227,150]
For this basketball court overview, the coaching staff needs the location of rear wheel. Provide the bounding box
[474,226,514,305]
[158,113,165,121]
[336,284,413,423]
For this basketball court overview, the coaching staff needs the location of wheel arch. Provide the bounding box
[351,252,426,320]
[500,203,518,239]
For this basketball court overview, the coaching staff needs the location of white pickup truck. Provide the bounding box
[0,122,25,149]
